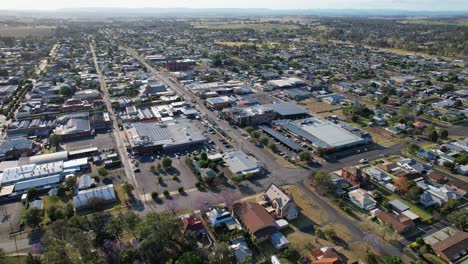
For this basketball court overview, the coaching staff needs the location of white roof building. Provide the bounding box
[72,184,116,208]
[348,188,377,210]
[223,149,263,175]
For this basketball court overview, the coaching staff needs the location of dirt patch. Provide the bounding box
[303,99,341,114]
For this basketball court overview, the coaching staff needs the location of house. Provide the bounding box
[366,167,391,182]
[341,166,368,187]
[311,247,344,264]
[378,161,398,172]
[230,237,252,262]
[264,184,298,220]
[446,180,468,196]
[420,185,463,207]
[232,202,277,243]
[457,164,468,176]
[388,199,409,213]
[348,188,377,210]
[270,232,290,250]
[416,150,438,162]
[428,171,448,184]
[375,211,415,234]
[413,121,428,129]
[397,158,431,174]
[206,208,234,228]
[182,214,205,235]
[77,175,96,190]
[431,231,468,263]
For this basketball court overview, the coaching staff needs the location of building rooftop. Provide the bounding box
[222,149,263,175]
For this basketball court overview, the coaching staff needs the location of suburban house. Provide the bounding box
[366,167,391,182]
[311,247,344,264]
[206,208,235,228]
[420,185,463,207]
[431,231,468,263]
[348,188,377,210]
[181,214,205,235]
[264,184,298,220]
[397,158,431,174]
[341,166,368,187]
[229,237,253,262]
[375,211,415,234]
[232,202,278,243]
[378,161,398,173]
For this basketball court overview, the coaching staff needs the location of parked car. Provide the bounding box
[359,158,368,164]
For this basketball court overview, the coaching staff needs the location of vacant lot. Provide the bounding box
[191,22,301,30]
[303,99,341,114]
[0,26,56,37]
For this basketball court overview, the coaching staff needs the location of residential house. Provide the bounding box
[348,188,377,210]
[375,211,415,234]
[181,214,205,235]
[206,208,235,228]
[230,237,253,262]
[270,232,290,250]
[341,166,368,187]
[397,158,431,174]
[366,167,391,182]
[264,184,298,220]
[428,171,448,184]
[232,202,278,243]
[432,231,468,263]
[378,161,398,173]
[420,185,463,207]
[311,247,344,264]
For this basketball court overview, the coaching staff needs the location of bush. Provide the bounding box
[151,192,159,200]
[231,174,243,183]
[163,190,170,196]
[178,187,184,193]
[172,175,179,181]
[195,181,202,189]
[98,167,108,176]
[158,176,163,184]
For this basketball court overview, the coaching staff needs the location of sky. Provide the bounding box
[3,0,468,11]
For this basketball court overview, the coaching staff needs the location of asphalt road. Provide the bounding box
[90,42,141,198]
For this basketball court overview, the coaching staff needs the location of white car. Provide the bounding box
[359,158,368,164]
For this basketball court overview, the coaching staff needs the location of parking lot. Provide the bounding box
[0,200,23,235]
[63,132,115,151]
[131,118,233,196]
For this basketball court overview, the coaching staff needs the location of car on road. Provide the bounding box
[359,158,368,164]
[379,154,387,158]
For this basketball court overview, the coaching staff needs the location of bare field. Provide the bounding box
[303,99,341,113]
[0,26,56,37]
[191,22,300,30]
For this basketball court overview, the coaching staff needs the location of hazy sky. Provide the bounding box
[3,0,468,11]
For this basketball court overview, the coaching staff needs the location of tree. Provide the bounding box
[394,177,410,194]
[259,136,269,145]
[27,187,39,200]
[150,165,156,173]
[310,170,333,194]
[364,252,378,264]
[384,256,404,264]
[407,143,421,155]
[59,85,75,97]
[49,134,61,148]
[0,249,6,264]
[298,151,312,161]
[156,163,162,171]
[106,217,123,240]
[429,130,438,142]
[250,131,260,139]
[64,176,77,190]
[407,186,423,202]
[176,251,202,264]
[200,152,208,161]
[442,199,460,213]
[455,154,468,165]
[25,208,43,228]
[162,157,172,168]
[26,252,41,264]
[447,211,467,230]
[315,147,325,157]
[267,142,277,151]
[439,129,448,139]
[209,242,234,264]
[245,126,254,134]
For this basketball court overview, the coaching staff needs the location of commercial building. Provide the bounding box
[125,118,207,154]
[72,184,116,209]
[54,112,92,140]
[273,118,371,151]
[222,149,263,176]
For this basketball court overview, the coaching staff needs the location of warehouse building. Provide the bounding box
[273,118,371,151]
[223,149,263,175]
[125,118,207,154]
